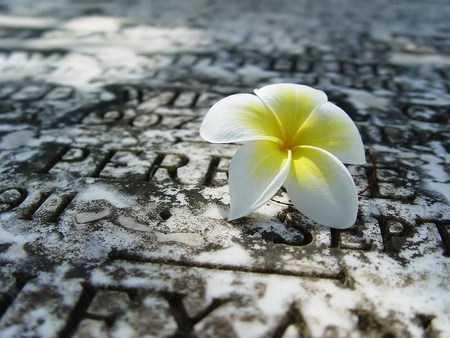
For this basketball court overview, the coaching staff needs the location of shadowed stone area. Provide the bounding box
[0,0,449,337]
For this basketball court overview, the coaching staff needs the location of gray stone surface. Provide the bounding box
[0,0,449,337]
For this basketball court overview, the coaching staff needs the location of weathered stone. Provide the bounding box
[0,271,82,338]
[0,0,449,337]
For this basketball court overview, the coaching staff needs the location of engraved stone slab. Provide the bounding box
[0,0,449,337]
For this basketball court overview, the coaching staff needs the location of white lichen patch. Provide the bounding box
[0,130,36,150]
[195,244,252,266]
[75,207,111,224]
[76,184,134,209]
[155,232,205,247]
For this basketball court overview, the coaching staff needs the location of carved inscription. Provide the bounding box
[1,1,450,335]
[2,184,447,258]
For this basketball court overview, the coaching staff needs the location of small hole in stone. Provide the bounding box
[159,209,172,220]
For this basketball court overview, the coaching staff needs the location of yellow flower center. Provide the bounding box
[278,137,297,153]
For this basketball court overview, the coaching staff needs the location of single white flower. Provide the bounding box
[200,83,365,229]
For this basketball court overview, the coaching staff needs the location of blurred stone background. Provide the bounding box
[0,1,449,337]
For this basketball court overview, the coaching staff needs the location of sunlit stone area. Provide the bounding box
[0,0,449,337]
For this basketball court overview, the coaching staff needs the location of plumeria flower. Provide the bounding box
[200,83,365,229]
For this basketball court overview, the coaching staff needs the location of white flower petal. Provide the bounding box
[294,101,366,164]
[285,146,358,229]
[254,83,327,142]
[228,140,291,220]
[199,93,282,143]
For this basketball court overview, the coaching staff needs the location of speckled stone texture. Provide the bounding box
[0,0,449,337]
